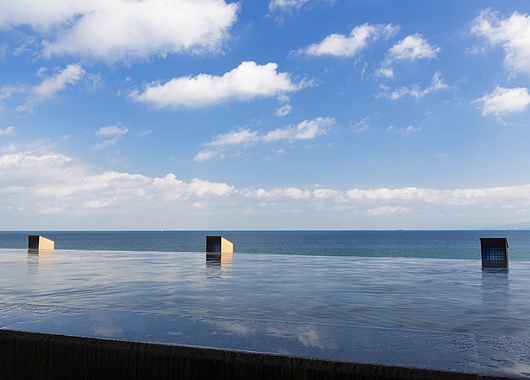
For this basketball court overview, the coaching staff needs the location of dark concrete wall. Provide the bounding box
[0,330,516,380]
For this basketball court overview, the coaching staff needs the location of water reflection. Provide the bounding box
[205,252,233,279]
[204,317,337,350]
[208,319,255,336]
[90,312,124,337]
[481,267,511,334]
[27,250,53,275]
[267,326,337,350]
[5,249,530,336]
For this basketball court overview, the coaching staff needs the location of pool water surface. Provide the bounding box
[1,248,529,336]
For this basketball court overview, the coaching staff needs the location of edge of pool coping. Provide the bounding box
[0,329,523,380]
[3,299,530,379]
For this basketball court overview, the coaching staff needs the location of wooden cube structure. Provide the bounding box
[206,236,233,254]
[28,235,55,253]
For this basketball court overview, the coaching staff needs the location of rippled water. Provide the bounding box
[2,248,530,336]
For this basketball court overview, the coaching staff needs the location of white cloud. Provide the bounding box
[1,64,85,111]
[96,125,129,138]
[3,143,530,228]
[313,188,341,199]
[0,0,239,63]
[385,125,422,135]
[351,114,380,133]
[243,183,530,212]
[473,86,530,116]
[375,67,394,78]
[382,71,448,100]
[93,125,129,150]
[0,146,235,220]
[269,0,309,12]
[35,64,85,99]
[194,117,335,161]
[0,0,87,30]
[472,9,530,75]
[340,186,529,206]
[245,187,311,199]
[302,23,398,57]
[130,61,309,108]
[403,125,421,134]
[263,117,334,141]
[193,150,218,162]
[93,138,119,151]
[13,35,38,56]
[204,129,259,148]
[137,129,152,137]
[367,205,410,216]
[193,128,259,160]
[275,104,292,117]
[0,149,80,185]
[379,34,439,77]
[0,126,16,136]
[0,84,26,100]
[387,34,440,62]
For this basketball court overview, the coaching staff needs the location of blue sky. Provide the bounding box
[1,0,530,230]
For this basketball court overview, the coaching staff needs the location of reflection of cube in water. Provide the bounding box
[28,235,55,253]
[206,236,233,253]
[480,238,508,268]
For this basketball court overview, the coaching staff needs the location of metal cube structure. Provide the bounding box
[480,238,508,268]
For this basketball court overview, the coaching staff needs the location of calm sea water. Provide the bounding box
[1,230,530,259]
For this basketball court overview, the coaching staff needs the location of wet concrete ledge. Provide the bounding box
[0,329,518,380]
[2,303,530,379]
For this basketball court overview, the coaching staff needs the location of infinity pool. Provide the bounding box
[1,248,529,336]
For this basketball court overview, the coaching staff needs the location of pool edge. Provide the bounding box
[0,329,520,380]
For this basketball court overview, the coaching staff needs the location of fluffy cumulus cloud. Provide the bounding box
[387,34,440,62]
[378,34,440,78]
[0,0,86,29]
[473,86,530,116]
[302,23,398,57]
[130,61,309,108]
[244,183,530,226]
[194,117,334,161]
[0,144,235,220]
[0,0,238,63]
[2,143,530,228]
[472,10,530,75]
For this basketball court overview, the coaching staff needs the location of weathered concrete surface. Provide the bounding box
[0,329,522,380]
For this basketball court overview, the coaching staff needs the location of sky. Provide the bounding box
[1,0,530,230]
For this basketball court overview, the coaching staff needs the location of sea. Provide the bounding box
[2,230,530,336]
[1,229,530,259]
